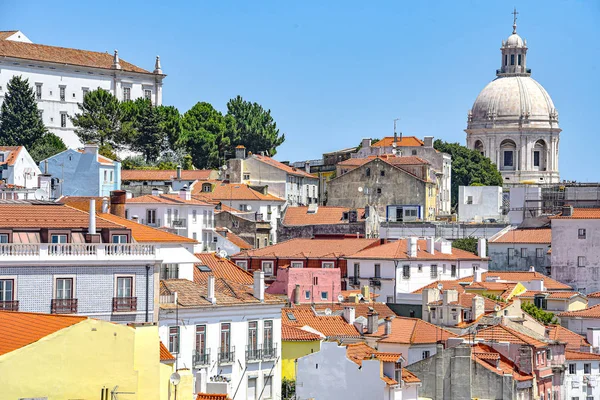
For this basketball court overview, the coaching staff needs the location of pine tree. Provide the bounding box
[0,76,47,147]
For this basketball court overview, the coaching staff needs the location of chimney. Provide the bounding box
[427,237,435,254]
[562,205,573,217]
[423,136,434,148]
[472,295,485,320]
[474,267,482,282]
[88,199,96,235]
[361,285,370,301]
[109,190,127,219]
[83,143,99,162]
[517,346,533,375]
[384,316,392,335]
[304,161,311,174]
[176,165,182,180]
[422,288,440,322]
[407,237,418,257]
[361,138,371,149]
[235,145,246,160]
[443,289,458,306]
[207,275,216,304]
[587,327,600,352]
[180,185,191,201]
[151,187,161,196]
[477,238,487,258]
[43,159,49,174]
[294,284,301,305]
[367,311,379,334]
[101,197,109,213]
[343,306,356,325]
[253,271,265,302]
[132,215,139,223]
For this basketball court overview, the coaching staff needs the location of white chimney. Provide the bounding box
[176,165,182,180]
[427,237,435,254]
[132,215,139,223]
[151,187,162,196]
[384,316,392,335]
[474,267,482,282]
[101,197,109,213]
[477,238,487,258]
[83,143,99,160]
[88,199,96,234]
[343,306,356,325]
[254,271,265,302]
[180,185,191,201]
[529,265,535,272]
[207,275,216,304]
[407,237,418,257]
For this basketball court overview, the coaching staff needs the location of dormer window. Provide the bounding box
[202,183,212,193]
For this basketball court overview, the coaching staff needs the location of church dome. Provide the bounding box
[505,33,524,47]
[467,76,559,130]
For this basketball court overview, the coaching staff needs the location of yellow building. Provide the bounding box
[517,291,587,312]
[465,281,527,301]
[281,324,322,380]
[0,311,192,400]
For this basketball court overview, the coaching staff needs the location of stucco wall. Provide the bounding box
[458,186,503,222]
[281,340,321,380]
[488,242,550,273]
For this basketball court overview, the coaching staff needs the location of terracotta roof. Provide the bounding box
[371,136,425,147]
[337,155,429,168]
[348,239,483,261]
[303,302,396,319]
[588,292,600,298]
[345,343,410,385]
[97,213,196,243]
[252,155,316,179]
[428,293,501,313]
[214,228,252,250]
[160,342,175,362]
[75,149,115,165]
[472,343,533,381]
[0,31,18,40]
[59,196,106,212]
[565,350,600,360]
[0,311,86,356]
[346,342,379,366]
[0,39,153,74]
[121,169,215,181]
[0,146,22,166]
[558,304,600,319]
[457,272,572,290]
[234,238,379,259]
[545,325,590,350]
[490,228,551,244]
[373,352,403,363]
[401,368,421,383]
[282,307,360,338]
[192,181,284,202]
[0,204,123,229]
[194,253,254,285]
[196,394,229,400]
[378,317,457,344]
[468,324,547,348]
[551,208,600,219]
[467,282,519,300]
[282,206,365,226]
[517,291,582,300]
[126,194,213,206]
[413,280,468,294]
[282,324,322,341]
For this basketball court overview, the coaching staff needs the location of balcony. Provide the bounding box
[369,278,382,288]
[262,343,277,360]
[112,297,137,312]
[193,349,211,367]
[218,346,235,364]
[170,219,187,229]
[51,298,78,314]
[349,277,360,286]
[0,243,157,264]
[0,300,19,311]
[246,345,262,362]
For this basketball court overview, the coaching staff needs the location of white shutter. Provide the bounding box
[263,375,272,398]
[247,377,257,400]
[387,206,396,222]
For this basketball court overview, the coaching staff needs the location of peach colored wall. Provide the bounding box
[266,267,341,303]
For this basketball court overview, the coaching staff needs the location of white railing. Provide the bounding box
[0,243,156,260]
[0,244,40,256]
[105,244,155,256]
[49,244,98,256]
[159,294,176,304]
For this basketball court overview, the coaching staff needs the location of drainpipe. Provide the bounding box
[145,265,150,322]
[393,259,399,303]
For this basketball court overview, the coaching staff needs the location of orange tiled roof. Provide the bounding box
[401,368,421,383]
[75,149,115,165]
[565,350,600,360]
[160,342,175,362]
[545,325,590,350]
[588,291,600,298]
[214,228,252,250]
[0,311,86,356]
[282,307,360,338]
[194,253,254,285]
[345,343,410,386]
[551,208,600,219]
[282,324,322,341]
[282,206,366,226]
[457,272,572,290]
[371,136,425,147]
[378,317,457,344]
[299,302,396,319]
[0,31,18,40]
[346,342,379,366]
[517,291,582,299]
[234,238,380,259]
[59,196,106,212]
[196,394,229,400]
[467,282,519,300]
[0,146,22,166]
[0,204,123,229]
[413,280,468,294]
[428,292,501,313]
[472,343,533,381]
[121,169,215,181]
[126,194,213,206]
[252,155,316,179]
[0,39,153,74]
[348,239,483,261]
[490,228,551,244]
[468,324,547,348]
[192,181,284,202]
[97,213,196,243]
[373,352,403,363]
[558,304,600,319]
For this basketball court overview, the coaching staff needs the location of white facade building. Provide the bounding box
[346,237,489,303]
[0,146,42,199]
[563,351,600,400]
[465,17,560,185]
[0,31,165,149]
[458,186,504,223]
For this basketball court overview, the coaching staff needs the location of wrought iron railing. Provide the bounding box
[0,300,19,311]
[193,349,211,366]
[51,298,78,314]
[112,297,137,312]
[246,344,262,362]
[262,343,277,360]
[218,346,235,364]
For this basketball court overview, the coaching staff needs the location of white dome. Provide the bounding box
[505,33,524,47]
[468,76,559,130]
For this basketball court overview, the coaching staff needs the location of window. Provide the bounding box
[466,196,473,204]
[579,229,587,239]
[116,276,133,298]
[51,234,67,243]
[235,261,248,270]
[35,83,42,100]
[508,248,515,258]
[418,264,423,272]
[504,54,508,66]
[430,265,438,279]
[312,276,319,286]
[169,326,179,353]
[104,170,108,182]
[262,261,274,276]
[243,173,250,180]
[60,113,67,128]
[0,279,14,301]
[536,248,544,258]
[247,377,257,400]
[402,265,410,279]
[82,87,89,98]
[422,351,430,359]
[263,237,268,247]
[248,321,258,353]
[59,86,66,101]
[112,235,127,244]
[380,170,385,177]
[583,363,591,374]
[533,151,540,167]
[521,248,528,258]
[56,278,73,299]
[578,256,586,267]
[365,168,370,177]
[377,188,382,194]
[322,261,334,268]
[266,205,272,221]
[510,54,515,65]
[387,296,394,303]
[160,264,179,279]
[146,209,157,225]
[304,290,310,300]
[109,171,113,182]
[0,234,8,243]
[123,87,131,101]
[374,263,381,278]
[239,204,249,212]
[264,320,273,353]
[263,375,272,399]
[291,262,303,268]
[321,291,328,300]
[144,89,152,100]
[354,263,360,278]
[451,264,457,278]
[220,323,231,352]
[196,325,206,355]
[412,149,417,156]
[518,54,522,65]
[504,150,514,167]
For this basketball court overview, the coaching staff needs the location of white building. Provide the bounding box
[458,186,504,223]
[488,227,552,273]
[465,16,560,185]
[0,146,42,199]
[0,30,165,148]
[551,207,600,294]
[296,341,420,400]
[125,189,216,252]
[226,146,319,206]
[345,237,489,303]
[159,271,286,400]
[563,351,600,400]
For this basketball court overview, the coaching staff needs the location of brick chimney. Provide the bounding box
[110,190,127,219]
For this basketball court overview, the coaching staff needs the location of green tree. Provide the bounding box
[28,133,67,163]
[157,105,182,150]
[451,237,485,255]
[181,102,229,169]
[124,99,168,163]
[433,140,503,209]
[226,95,285,156]
[521,302,558,324]
[70,88,132,149]
[0,76,47,148]
[281,378,296,400]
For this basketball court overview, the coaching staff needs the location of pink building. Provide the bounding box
[266,267,342,304]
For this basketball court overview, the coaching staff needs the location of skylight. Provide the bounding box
[196,265,212,272]
[287,312,296,321]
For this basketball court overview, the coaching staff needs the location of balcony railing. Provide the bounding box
[51,298,78,314]
[112,297,137,312]
[349,277,360,286]
[369,278,382,288]
[246,345,262,362]
[193,349,211,366]
[218,346,235,364]
[0,300,19,311]
[262,343,277,360]
[0,243,156,262]
[0,244,39,256]
[171,219,187,229]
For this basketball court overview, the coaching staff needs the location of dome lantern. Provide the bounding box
[497,8,530,77]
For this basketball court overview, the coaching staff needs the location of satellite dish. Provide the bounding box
[34,189,48,200]
[246,205,252,211]
[437,283,444,290]
[358,187,363,193]
[218,250,228,258]
[170,372,181,386]
[337,294,345,303]
[494,305,501,312]
[324,308,332,316]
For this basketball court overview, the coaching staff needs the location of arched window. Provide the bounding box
[500,139,517,170]
[533,140,547,170]
[510,54,515,66]
[474,140,484,156]
[365,167,371,177]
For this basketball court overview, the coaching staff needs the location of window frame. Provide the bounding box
[536,248,544,258]
[123,87,131,101]
[35,83,42,100]
[262,261,274,276]
[54,276,75,300]
[304,290,310,300]
[291,261,303,269]
[321,291,328,300]
[584,363,591,374]
[578,229,587,239]
[374,263,381,278]
[248,320,258,351]
[114,274,135,299]
[0,277,16,302]
[111,234,128,244]
[160,264,179,279]
[578,256,587,267]
[0,233,8,243]
[430,264,438,279]
[51,234,68,243]
[402,265,410,279]
[146,209,157,225]
[196,324,206,355]
[59,85,66,101]
[220,322,231,352]
[521,248,528,258]
[451,264,457,278]
[321,261,334,268]
[422,350,430,359]
[235,260,248,270]
[169,326,180,354]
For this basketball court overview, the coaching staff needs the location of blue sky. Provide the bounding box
[1,1,598,181]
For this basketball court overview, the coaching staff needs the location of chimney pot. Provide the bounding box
[176,165,182,180]
[207,275,216,304]
[343,306,356,324]
[101,197,109,213]
[477,238,487,258]
[179,185,191,201]
[427,237,435,254]
[384,316,392,335]
[254,270,265,302]
[366,311,379,334]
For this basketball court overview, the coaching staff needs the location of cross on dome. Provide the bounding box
[512,8,519,34]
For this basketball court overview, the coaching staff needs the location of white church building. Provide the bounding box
[0,30,165,149]
[465,12,560,185]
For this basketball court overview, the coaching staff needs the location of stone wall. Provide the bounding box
[277,219,366,242]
